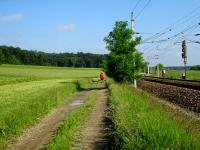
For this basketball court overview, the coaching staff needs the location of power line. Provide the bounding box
[145,24,200,61]
[132,0,142,14]
[135,32,160,35]
[135,0,152,19]
[142,5,200,43]
[166,22,200,40]
[138,5,200,65]
[140,21,200,59]
[141,23,200,44]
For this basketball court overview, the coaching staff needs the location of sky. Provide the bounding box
[0,0,200,66]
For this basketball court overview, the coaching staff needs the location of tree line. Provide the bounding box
[191,65,200,70]
[0,45,106,68]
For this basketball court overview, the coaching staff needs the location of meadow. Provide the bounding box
[166,70,200,81]
[151,69,200,81]
[1,64,200,149]
[0,64,100,149]
[107,80,200,149]
[0,64,100,86]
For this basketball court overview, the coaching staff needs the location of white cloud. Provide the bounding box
[0,13,24,23]
[56,23,77,32]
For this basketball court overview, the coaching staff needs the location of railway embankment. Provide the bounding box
[138,78,200,113]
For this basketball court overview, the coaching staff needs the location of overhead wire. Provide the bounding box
[132,0,142,14]
[140,12,200,60]
[141,22,200,44]
[134,4,200,66]
[147,23,200,60]
[135,0,152,19]
[142,5,200,43]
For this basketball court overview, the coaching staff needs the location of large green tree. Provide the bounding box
[104,21,145,82]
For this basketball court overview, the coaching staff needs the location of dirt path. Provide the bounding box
[76,88,109,150]
[8,90,91,150]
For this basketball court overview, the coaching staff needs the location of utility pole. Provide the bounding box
[157,64,160,77]
[131,12,135,33]
[182,40,187,80]
[154,53,159,77]
[131,12,137,88]
[147,65,150,75]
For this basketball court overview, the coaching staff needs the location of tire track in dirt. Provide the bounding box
[7,90,91,150]
[75,87,109,150]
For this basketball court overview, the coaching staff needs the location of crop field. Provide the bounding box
[0,64,100,149]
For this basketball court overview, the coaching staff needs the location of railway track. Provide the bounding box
[142,76,200,90]
[138,77,200,113]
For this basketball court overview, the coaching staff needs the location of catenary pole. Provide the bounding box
[131,12,137,88]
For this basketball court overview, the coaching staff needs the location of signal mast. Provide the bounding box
[182,40,187,79]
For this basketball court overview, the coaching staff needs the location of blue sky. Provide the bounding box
[0,0,200,66]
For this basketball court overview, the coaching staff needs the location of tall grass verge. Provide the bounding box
[107,80,200,149]
[47,90,97,150]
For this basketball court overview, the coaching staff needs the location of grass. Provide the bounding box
[47,90,97,150]
[0,64,100,149]
[151,69,200,81]
[166,70,200,81]
[0,64,100,86]
[0,80,78,149]
[107,80,200,149]
[0,64,98,70]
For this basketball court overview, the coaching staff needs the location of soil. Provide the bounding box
[7,90,91,150]
[75,87,109,150]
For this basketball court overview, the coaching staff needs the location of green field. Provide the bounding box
[1,64,200,149]
[151,69,200,81]
[166,70,200,81]
[0,64,100,149]
[0,64,100,86]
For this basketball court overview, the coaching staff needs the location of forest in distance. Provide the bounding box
[0,45,199,70]
[0,45,106,68]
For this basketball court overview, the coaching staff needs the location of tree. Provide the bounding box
[191,65,200,70]
[104,21,145,82]
[0,45,107,68]
[0,49,4,65]
[155,63,164,71]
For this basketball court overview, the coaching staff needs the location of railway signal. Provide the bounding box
[181,40,187,80]
[182,40,187,59]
